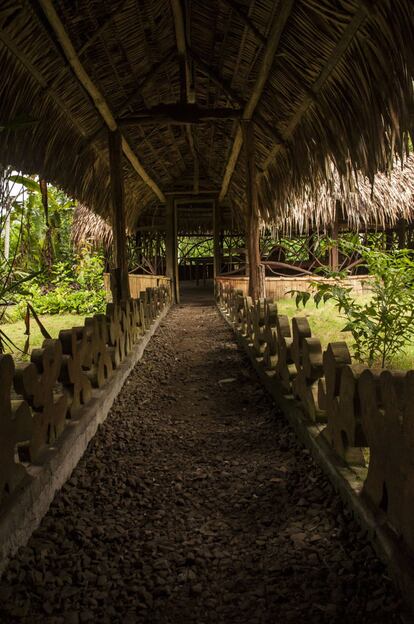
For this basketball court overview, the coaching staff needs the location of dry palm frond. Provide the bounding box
[71,204,112,249]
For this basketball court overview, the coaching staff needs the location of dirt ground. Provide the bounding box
[0,291,408,623]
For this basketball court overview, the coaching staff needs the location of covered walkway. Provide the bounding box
[0,296,404,624]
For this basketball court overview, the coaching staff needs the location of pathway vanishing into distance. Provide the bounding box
[0,288,407,623]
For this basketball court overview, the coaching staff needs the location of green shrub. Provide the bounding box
[292,244,414,368]
[10,247,106,318]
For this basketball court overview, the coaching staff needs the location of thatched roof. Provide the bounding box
[0,0,413,229]
[272,153,414,233]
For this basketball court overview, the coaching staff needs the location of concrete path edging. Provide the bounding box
[0,304,171,577]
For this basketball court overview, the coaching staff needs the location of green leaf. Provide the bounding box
[9,175,40,193]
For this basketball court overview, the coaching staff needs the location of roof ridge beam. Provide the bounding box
[218,0,294,202]
[170,0,198,191]
[37,0,166,203]
[170,0,195,104]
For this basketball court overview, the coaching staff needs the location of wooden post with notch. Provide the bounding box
[242,120,265,300]
[108,128,130,302]
[166,198,179,303]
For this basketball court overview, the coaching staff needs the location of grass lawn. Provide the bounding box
[276,296,414,371]
[0,314,85,359]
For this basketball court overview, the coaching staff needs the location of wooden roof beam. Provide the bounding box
[218,0,294,202]
[259,4,370,175]
[221,0,266,46]
[37,0,166,203]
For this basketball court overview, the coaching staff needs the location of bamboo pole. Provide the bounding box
[166,198,179,303]
[329,202,340,271]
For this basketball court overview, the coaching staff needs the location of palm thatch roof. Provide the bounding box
[271,153,414,234]
[0,0,413,230]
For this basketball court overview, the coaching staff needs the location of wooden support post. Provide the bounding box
[385,229,394,251]
[108,129,130,302]
[166,199,179,303]
[397,218,407,249]
[242,120,265,300]
[213,201,222,278]
[329,202,340,272]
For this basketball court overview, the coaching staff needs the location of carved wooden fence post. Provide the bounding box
[0,355,32,500]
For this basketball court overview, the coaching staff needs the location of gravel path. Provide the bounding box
[0,295,408,623]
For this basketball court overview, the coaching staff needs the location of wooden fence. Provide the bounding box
[217,281,414,610]
[0,285,171,572]
[215,274,371,300]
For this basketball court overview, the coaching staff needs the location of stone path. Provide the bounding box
[0,295,408,623]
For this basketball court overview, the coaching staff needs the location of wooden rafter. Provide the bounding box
[218,1,294,202]
[37,0,166,203]
[260,4,369,175]
[170,0,199,192]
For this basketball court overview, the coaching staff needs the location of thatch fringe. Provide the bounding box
[267,155,414,234]
[71,204,113,249]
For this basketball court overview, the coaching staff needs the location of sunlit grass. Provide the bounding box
[0,314,85,359]
[276,296,414,371]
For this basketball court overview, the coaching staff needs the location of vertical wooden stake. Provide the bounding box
[108,129,130,301]
[397,218,407,249]
[213,201,222,279]
[242,120,265,300]
[166,198,179,302]
[329,201,340,272]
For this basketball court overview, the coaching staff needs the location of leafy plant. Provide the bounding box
[292,244,414,368]
[13,249,106,317]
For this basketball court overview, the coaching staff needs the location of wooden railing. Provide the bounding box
[104,273,172,299]
[217,282,414,608]
[215,274,371,300]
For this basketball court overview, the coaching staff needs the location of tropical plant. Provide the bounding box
[292,243,414,368]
